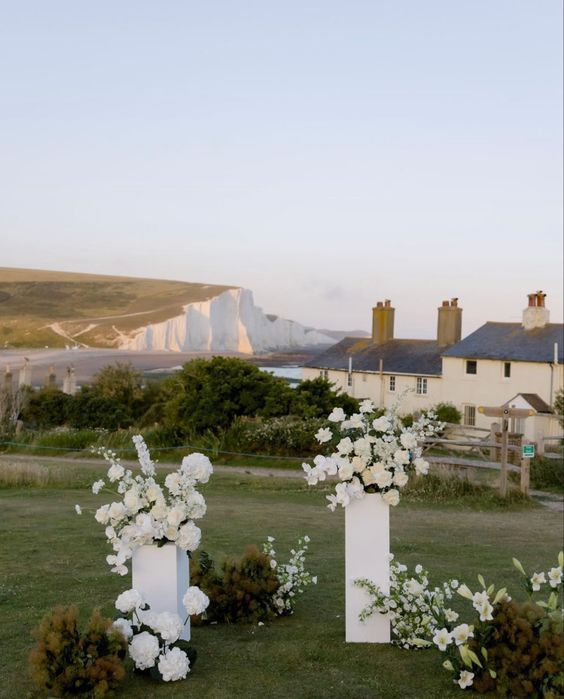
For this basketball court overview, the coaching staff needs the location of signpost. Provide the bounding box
[522,443,535,459]
[478,406,534,497]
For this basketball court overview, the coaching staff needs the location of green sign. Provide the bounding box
[522,444,535,459]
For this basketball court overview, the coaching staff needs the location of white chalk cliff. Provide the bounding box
[118,288,334,353]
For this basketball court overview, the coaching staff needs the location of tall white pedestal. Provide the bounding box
[345,493,390,643]
[132,543,190,641]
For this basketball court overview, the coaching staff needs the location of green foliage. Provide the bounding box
[28,605,127,697]
[531,457,564,493]
[89,362,143,406]
[469,599,564,697]
[290,377,359,418]
[553,388,564,429]
[162,357,294,433]
[431,402,461,425]
[191,546,280,625]
[66,389,133,430]
[22,387,70,429]
[224,415,325,456]
[402,473,530,506]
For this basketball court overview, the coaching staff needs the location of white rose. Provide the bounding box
[177,521,201,551]
[351,456,368,473]
[349,413,364,429]
[414,458,429,475]
[336,437,354,455]
[108,501,127,521]
[107,464,125,482]
[158,647,190,682]
[164,525,179,540]
[167,505,186,528]
[359,399,374,413]
[129,631,160,670]
[115,588,144,613]
[145,483,163,502]
[151,502,168,521]
[393,471,409,487]
[95,504,110,525]
[372,416,391,432]
[183,586,210,616]
[374,470,393,488]
[382,489,400,506]
[315,427,332,444]
[400,432,418,450]
[124,488,142,513]
[186,491,206,519]
[181,453,213,484]
[165,472,182,494]
[361,468,377,486]
[112,618,133,639]
[338,461,354,481]
[328,407,346,423]
[393,449,410,465]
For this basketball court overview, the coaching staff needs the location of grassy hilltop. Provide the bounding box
[0,267,234,348]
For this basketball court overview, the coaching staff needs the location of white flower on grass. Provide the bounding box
[372,416,391,432]
[432,627,452,651]
[181,452,213,483]
[328,407,346,423]
[129,631,160,670]
[183,586,210,616]
[92,479,105,495]
[457,670,474,689]
[112,618,133,640]
[548,566,562,588]
[382,489,400,507]
[359,399,374,413]
[74,504,82,515]
[270,559,277,569]
[414,458,429,475]
[530,571,546,591]
[115,589,144,613]
[315,427,332,444]
[158,647,190,682]
[452,623,474,646]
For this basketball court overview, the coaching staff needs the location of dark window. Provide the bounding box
[504,362,511,378]
[465,360,477,375]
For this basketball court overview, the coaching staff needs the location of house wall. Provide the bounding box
[441,357,563,429]
[302,366,442,414]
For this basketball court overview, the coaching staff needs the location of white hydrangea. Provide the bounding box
[129,631,160,670]
[157,647,190,682]
[112,617,133,639]
[147,611,184,643]
[115,588,144,613]
[183,586,210,616]
[181,453,213,483]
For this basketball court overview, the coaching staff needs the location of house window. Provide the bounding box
[320,370,329,379]
[465,360,477,375]
[504,362,511,378]
[347,372,353,387]
[463,405,476,426]
[416,377,427,395]
[389,376,396,392]
[362,373,367,382]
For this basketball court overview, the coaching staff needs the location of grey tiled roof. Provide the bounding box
[442,323,564,363]
[506,393,553,414]
[304,338,443,376]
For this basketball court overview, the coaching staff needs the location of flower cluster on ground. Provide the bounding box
[433,552,563,693]
[303,400,442,509]
[261,535,318,615]
[76,436,212,575]
[112,586,209,682]
[355,556,460,649]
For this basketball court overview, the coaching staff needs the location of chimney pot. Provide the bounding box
[523,292,549,328]
[437,298,463,346]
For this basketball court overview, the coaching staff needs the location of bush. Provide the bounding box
[531,457,564,493]
[191,547,280,625]
[224,416,325,456]
[431,402,461,425]
[22,387,70,429]
[67,389,133,430]
[290,377,359,418]
[469,599,563,697]
[29,605,127,697]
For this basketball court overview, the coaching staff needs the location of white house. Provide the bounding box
[303,292,563,443]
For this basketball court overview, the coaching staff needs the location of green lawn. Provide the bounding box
[0,468,561,699]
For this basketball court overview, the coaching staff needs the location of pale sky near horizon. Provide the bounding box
[0,1,562,338]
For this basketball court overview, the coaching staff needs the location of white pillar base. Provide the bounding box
[132,543,190,641]
[345,493,390,643]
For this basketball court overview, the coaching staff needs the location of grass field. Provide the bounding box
[0,267,233,348]
[0,463,561,699]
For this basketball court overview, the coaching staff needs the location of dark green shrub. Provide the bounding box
[470,599,563,697]
[22,388,70,429]
[67,389,133,430]
[431,402,461,425]
[29,605,127,697]
[290,377,359,418]
[191,546,280,624]
[224,416,325,456]
[531,457,564,493]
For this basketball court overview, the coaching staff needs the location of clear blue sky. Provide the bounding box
[1,0,562,337]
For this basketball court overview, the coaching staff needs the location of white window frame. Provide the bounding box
[463,404,476,426]
[388,375,396,392]
[416,377,428,395]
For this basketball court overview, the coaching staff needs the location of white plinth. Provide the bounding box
[345,493,390,643]
[132,543,190,641]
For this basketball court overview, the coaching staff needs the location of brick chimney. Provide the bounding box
[372,299,394,344]
[522,291,549,330]
[437,298,462,346]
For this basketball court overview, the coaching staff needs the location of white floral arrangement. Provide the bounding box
[76,436,212,575]
[262,535,318,615]
[112,585,210,682]
[302,400,442,510]
[354,556,460,649]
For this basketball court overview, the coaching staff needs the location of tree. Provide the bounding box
[290,377,359,418]
[66,388,133,430]
[554,388,564,429]
[89,362,143,412]
[21,387,69,429]
[163,357,293,433]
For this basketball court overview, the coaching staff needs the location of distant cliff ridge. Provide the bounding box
[118,288,335,353]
